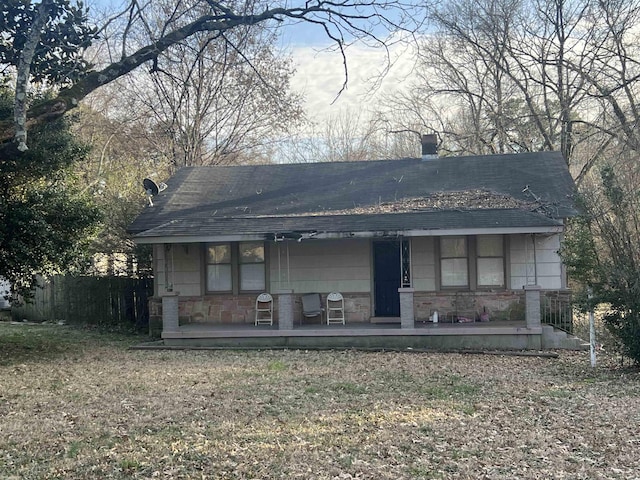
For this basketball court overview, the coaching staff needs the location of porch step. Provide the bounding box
[541,325,588,350]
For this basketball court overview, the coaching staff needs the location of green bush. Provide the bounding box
[561,164,640,365]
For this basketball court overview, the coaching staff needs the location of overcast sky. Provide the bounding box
[86,0,417,124]
[276,13,418,124]
[286,39,416,124]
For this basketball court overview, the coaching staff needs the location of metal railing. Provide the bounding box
[541,291,573,334]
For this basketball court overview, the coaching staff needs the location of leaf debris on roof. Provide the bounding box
[266,189,540,217]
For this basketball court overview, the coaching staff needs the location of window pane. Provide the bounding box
[441,237,467,257]
[239,242,265,263]
[441,258,468,286]
[477,235,503,257]
[478,258,504,286]
[240,264,265,291]
[207,264,232,291]
[207,243,231,264]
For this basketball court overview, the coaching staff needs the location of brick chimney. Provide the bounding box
[421,134,438,161]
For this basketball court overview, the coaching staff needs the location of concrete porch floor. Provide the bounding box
[161,320,544,350]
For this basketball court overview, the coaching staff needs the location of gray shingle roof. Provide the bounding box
[129,151,577,240]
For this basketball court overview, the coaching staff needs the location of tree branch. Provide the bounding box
[13,0,54,151]
[3,1,420,149]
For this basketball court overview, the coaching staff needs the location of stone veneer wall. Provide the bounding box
[414,290,526,322]
[180,294,259,324]
[148,292,372,332]
[148,294,260,331]
[149,291,527,335]
[293,293,371,325]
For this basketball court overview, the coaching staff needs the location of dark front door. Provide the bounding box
[373,241,401,317]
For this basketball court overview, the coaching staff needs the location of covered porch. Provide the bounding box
[158,287,560,350]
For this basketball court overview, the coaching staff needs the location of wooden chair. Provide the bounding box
[255,293,273,326]
[326,292,345,325]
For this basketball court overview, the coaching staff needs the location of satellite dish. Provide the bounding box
[143,178,167,206]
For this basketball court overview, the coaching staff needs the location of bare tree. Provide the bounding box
[2,0,426,157]
[117,1,304,168]
[279,108,417,163]
[562,0,640,181]
[70,86,172,271]
[376,0,640,181]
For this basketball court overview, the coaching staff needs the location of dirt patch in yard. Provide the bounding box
[0,323,639,479]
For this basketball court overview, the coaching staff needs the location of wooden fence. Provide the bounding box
[11,275,153,328]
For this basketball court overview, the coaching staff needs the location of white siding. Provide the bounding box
[269,239,370,293]
[155,243,202,296]
[411,237,436,291]
[509,234,563,289]
[148,233,565,297]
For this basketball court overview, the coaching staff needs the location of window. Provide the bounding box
[477,235,504,287]
[440,236,468,287]
[206,243,232,291]
[239,242,265,291]
[206,242,266,293]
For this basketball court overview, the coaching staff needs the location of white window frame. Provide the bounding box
[206,243,233,292]
[476,235,505,288]
[239,242,266,292]
[440,236,469,288]
[205,242,266,294]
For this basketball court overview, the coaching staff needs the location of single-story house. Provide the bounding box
[128,140,582,350]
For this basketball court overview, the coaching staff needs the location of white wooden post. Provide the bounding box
[398,288,415,329]
[162,291,180,332]
[276,289,294,330]
[525,285,542,328]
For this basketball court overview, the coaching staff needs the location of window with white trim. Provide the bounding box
[206,243,232,291]
[239,242,266,291]
[476,235,505,287]
[440,236,468,287]
[206,242,266,293]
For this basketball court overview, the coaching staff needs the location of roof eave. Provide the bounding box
[132,225,565,244]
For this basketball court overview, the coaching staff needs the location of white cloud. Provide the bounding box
[288,40,416,124]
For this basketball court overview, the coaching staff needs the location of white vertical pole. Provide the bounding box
[589,288,596,367]
[286,242,290,286]
[277,242,282,285]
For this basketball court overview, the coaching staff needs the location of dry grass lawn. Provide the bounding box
[1,323,639,479]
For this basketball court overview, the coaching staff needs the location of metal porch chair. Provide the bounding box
[255,293,274,326]
[326,292,345,325]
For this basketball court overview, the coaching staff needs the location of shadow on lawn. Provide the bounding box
[0,322,143,366]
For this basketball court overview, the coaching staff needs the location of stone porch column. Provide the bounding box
[398,288,415,329]
[525,285,542,328]
[276,289,294,330]
[162,291,180,333]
